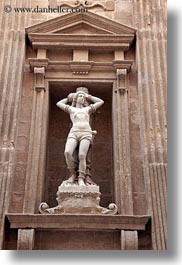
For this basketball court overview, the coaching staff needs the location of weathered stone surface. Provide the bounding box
[17,229,35,250]
[121,230,138,250]
[0,0,167,250]
[7,213,150,230]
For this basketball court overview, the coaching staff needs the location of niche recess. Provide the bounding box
[46,81,114,208]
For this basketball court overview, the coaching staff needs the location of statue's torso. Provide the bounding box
[70,106,91,131]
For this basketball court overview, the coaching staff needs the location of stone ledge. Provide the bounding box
[6,214,150,231]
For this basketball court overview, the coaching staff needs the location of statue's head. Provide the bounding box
[72,87,89,107]
[72,92,87,107]
[76,87,89,94]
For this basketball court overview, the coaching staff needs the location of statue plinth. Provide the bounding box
[39,185,117,215]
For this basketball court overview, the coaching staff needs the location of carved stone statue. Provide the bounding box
[39,87,117,215]
[71,87,95,186]
[56,87,104,187]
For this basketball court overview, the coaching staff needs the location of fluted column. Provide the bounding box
[133,0,167,250]
[0,0,31,248]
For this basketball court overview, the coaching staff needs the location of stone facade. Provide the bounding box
[0,0,167,250]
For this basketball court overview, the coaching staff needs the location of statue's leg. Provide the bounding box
[78,139,91,187]
[85,146,96,185]
[64,138,78,182]
[73,145,79,172]
[86,146,92,177]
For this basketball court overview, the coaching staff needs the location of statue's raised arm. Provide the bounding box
[56,93,74,113]
[86,94,104,113]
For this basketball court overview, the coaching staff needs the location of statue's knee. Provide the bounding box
[64,150,72,160]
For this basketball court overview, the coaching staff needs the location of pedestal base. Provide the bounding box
[39,186,117,215]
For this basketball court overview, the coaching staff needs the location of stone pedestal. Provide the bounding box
[39,185,117,215]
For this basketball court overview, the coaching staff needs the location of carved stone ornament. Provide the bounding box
[39,185,117,215]
[57,0,115,11]
[70,61,94,75]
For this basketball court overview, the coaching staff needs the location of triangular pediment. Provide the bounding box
[26,12,136,51]
[53,22,113,35]
[26,12,136,35]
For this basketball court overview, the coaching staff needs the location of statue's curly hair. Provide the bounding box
[71,92,89,107]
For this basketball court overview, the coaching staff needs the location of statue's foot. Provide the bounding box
[67,174,76,183]
[85,175,97,186]
[78,177,86,187]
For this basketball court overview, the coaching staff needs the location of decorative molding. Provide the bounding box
[28,34,133,50]
[7,214,150,231]
[70,61,94,74]
[46,61,117,76]
[57,0,115,11]
[54,21,114,34]
[29,58,49,72]
[113,60,133,72]
[28,60,133,74]
[25,12,136,35]
[26,12,136,54]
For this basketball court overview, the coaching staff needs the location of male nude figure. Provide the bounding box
[56,90,104,187]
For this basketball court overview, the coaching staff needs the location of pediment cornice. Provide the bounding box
[26,12,136,51]
[26,12,136,35]
[28,33,134,50]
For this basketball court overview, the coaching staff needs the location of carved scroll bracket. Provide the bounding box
[57,0,115,11]
[117,68,127,77]
[115,69,128,94]
[34,67,46,92]
[29,57,49,91]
